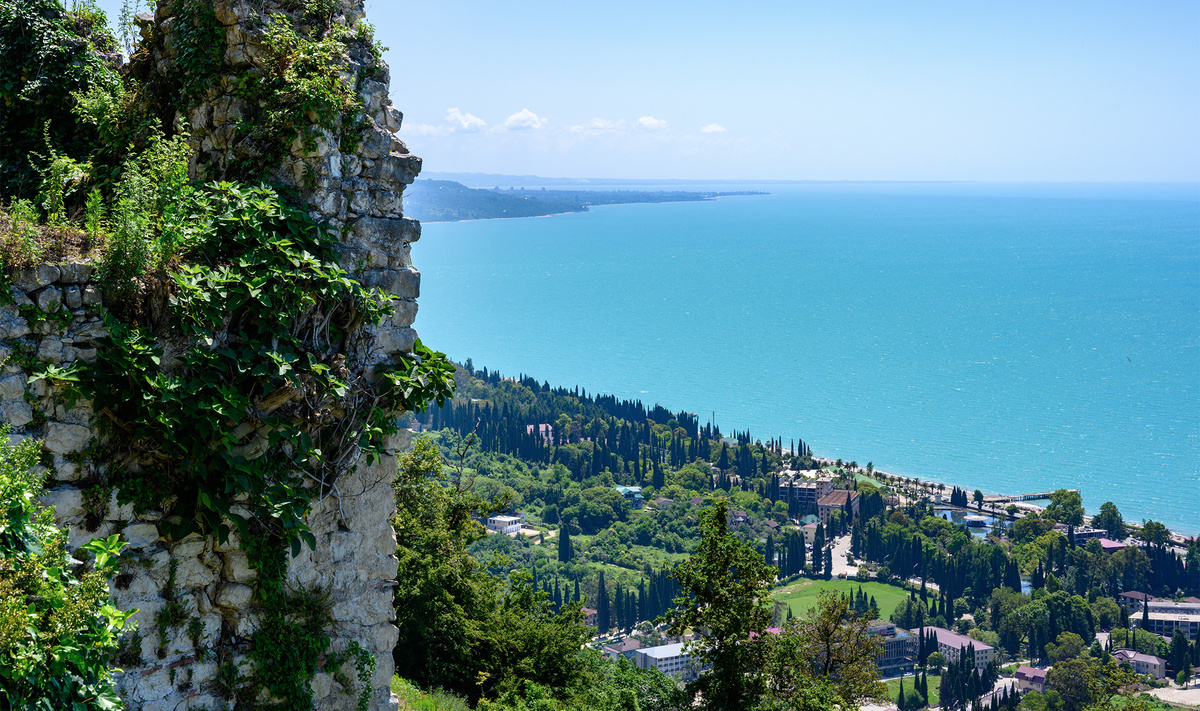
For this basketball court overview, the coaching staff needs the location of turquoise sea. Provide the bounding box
[412,182,1200,535]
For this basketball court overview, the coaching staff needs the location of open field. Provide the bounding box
[771,579,910,622]
[883,673,940,708]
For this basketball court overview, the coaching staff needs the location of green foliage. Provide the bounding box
[661,499,777,710]
[0,424,136,710]
[80,181,454,552]
[168,0,224,105]
[0,0,121,200]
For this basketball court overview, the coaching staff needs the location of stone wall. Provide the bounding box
[0,0,423,708]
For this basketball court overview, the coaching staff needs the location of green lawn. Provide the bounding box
[883,673,940,708]
[771,579,910,623]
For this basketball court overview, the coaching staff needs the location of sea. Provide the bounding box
[410,181,1200,536]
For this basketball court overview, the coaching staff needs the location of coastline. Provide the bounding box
[811,456,1196,543]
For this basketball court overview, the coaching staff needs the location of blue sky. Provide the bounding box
[98,1,1200,180]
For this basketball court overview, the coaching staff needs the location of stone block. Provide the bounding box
[81,284,102,305]
[13,265,60,292]
[43,421,91,453]
[32,286,62,312]
[361,267,419,299]
[390,299,417,328]
[364,154,420,185]
[39,486,83,519]
[0,307,29,339]
[222,550,257,583]
[0,400,33,428]
[123,523,161,548]
[106,489,135,520]
[57,262,93,283]
[352,215,419,248]
[329,530,362,562]
[0,373,25,400]
[63,285,83,309]
[9,287,33,307]
[215,582,253,610]
[370,326,417,355]
[36,336,64,362]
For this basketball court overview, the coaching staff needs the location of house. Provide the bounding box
[765,520,780,533]
[1015,666,1047,693]
[602,637,642,660]
[582,608,598,628]
[614,486,644,509]
[780,473,833,514]
[1097,538,1127,554]
[914,627,996,668]
[817,489,860,527]
[1118,591,1156,614]
[487,515,523,534]
[1053,524,1106,546]
[1113,649,1167,679]
[635,642,699,680]
[730,510,749,525]
[1139,601,1200,641]
[652,497,674,508]
[868,621,917,677]
[525,423,554,444]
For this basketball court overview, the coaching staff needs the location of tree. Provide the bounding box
[1091,502,1126,541]
[766,590,886,710]
[596,570,611,633]
[1045,632,1086,662]
[558,524,574,562]
[974,489,985,511]
[661,499,776,711]
[1141,520,1170,549]
[1046,490,1084,527]
[1046,658,1092,711]
[927,652,946,674]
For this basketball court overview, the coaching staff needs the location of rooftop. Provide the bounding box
[604,638,642,654]
[1016,666,1047,683]
[1114,648,1165,665]
[641,642,688,660]
[818,490,859,506]
[917,626,994,652]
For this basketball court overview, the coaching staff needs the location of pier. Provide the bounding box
[982,489,1076,504]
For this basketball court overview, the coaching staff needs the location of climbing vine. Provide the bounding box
[76,181,453,550]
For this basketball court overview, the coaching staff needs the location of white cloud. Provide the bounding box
[568,118,623,133]
[502,108,548,130]
[637,116,669,130]
[405,123,449,136]
[700,123,727,133]
[446,107,486,131]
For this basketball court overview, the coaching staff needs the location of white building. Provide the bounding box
[1113,649,1167,679]
[635,642,698,680]
[486,515,523,534]
[915,626,996,668]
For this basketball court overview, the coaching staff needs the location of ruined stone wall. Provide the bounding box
[0,0,422,708]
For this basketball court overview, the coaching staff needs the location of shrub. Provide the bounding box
[0,423,136,708]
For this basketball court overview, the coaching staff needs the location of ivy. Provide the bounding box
[77,180,454,553]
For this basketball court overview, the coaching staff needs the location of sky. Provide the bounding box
[99,0,1200,181]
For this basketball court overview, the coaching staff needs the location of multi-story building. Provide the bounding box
[487,514,523,534]
[635,642,698,680]
[614,486,644,509]
[602,637,642,660]
[779,473,833,516]
[868,621,917,676]
[1053,524,1106,546]
[1014,666,1047,693]
[817,490,860,527]
[1140,602,1200,642]
[914,626,996,668]
[1118,591,1156,614]
[1113,649,1167,679]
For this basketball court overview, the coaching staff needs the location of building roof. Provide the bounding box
[1097,538,1126,552]
[1016,666,1047,683]
[641,642,688,660]
[799,514,820,525]
[1119,591,1156,601]
[582,607,597,615]
[614,486,642,495]
[818,489,859,507]
[1114,648,1165,665]
[917,626,994,652]
[603,638,642,654]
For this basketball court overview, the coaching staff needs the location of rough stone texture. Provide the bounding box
[0,0,423,708]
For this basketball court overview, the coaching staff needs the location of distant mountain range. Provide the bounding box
[403,179,767,222]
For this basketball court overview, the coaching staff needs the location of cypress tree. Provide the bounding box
[558,525,574,562]
[596,571,611,633]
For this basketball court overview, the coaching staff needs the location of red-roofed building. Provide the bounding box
[817,489,860,526]
[1015,666,1047,692]
[1097,538,1127,554]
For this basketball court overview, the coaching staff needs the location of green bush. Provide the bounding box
[0,0,121,200]
[0,423,135,709]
